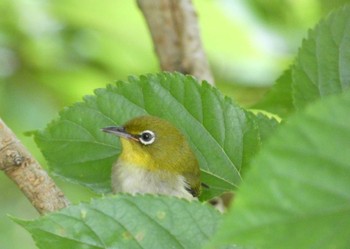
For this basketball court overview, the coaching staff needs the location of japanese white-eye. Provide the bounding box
[102,115,201,199]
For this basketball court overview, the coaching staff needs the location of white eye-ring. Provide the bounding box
[139,130,156,145]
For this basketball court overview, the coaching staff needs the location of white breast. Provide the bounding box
[111,160,194,200]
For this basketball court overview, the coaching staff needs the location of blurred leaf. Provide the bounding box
[245,0,320,28]
[256,5,350,116]
[253,68,293,118]
[210,90,350,249]
[319,0,350,15]
[16,195,221,249]
[246,0,349,30]
[50,0,157,74]
[35,73,278,199]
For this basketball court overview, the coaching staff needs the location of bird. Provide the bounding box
[102,115,201,200]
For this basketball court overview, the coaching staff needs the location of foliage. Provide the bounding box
[246,0,350,29]
[253,68,293,118]
[34,73,278,200]
[15,195,221,249]
[0,1,301,248]
[210,90,350,249]
[209,5,350,249]
[255,4,350,116]
[8,2,350,249]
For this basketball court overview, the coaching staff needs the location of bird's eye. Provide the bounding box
[139,130,155,145]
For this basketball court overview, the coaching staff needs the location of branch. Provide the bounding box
[0,119,69,214]
[137,0,214,84]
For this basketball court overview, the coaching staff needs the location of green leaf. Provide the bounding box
[253,68,293,118]
[210,90,350,249]
[293,5,350,109]
[256,5,350,115]
[250,112,279,143]
[35,73,276,199]
[238,111,279,176]
[15,195,221,249]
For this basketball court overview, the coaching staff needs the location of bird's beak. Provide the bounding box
[101,126,138,141]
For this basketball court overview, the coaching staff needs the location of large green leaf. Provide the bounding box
[293,5,350,109]
[35,73,277,199]
[256,5,350,116]
[16,195,221,249]
[210,90,350,249]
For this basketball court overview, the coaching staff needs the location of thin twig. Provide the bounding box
[0,119,69,214]
[137,0,214,84]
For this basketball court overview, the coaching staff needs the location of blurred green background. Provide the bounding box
[0,0,348,248]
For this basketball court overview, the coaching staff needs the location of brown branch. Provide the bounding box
[137,0,214,84]
[0,119,69,214]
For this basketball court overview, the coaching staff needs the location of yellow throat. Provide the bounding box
[118,138,158,171]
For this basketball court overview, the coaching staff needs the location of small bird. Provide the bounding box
[102,115,201,199]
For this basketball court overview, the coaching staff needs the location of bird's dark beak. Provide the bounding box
[101,126,138,141]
